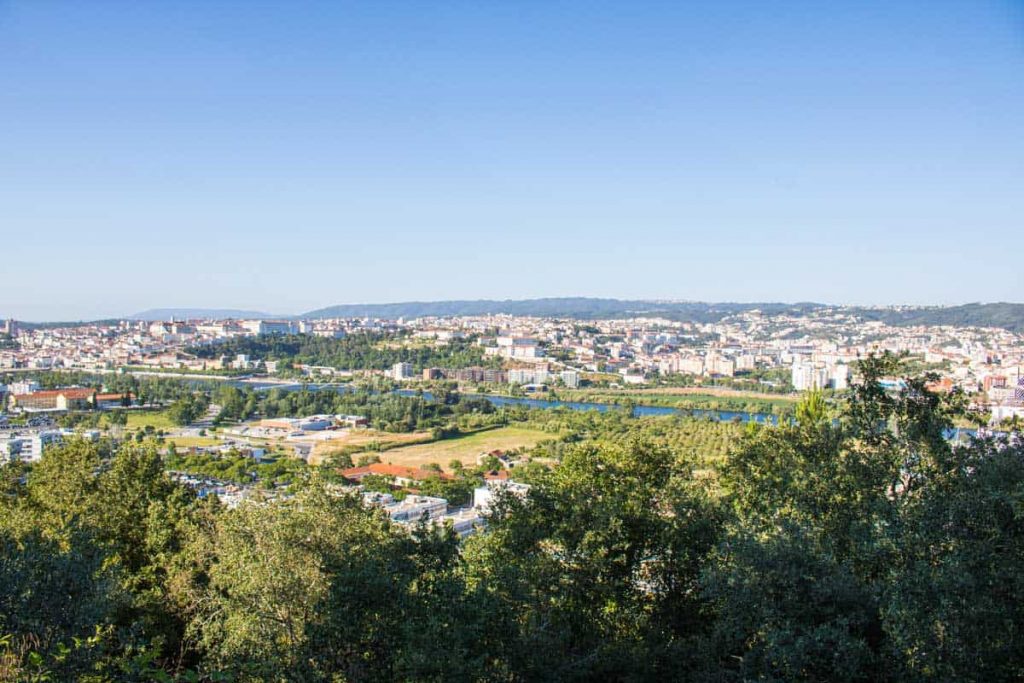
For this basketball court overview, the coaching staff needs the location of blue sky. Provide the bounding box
[1,1,1022,320]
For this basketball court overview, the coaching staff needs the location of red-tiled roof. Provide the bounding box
[19,388,95,400]
[96,392,130,401]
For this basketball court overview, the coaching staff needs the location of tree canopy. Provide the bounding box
[2,354,1023,681]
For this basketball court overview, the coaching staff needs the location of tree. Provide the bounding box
[106,410,128,428]
[1,439,211,678]
[883,435,1024,680]
[167,394,209,427]
[478,454,502,472]
[195,480,495,681]
[4,354,1024,680]
[701,353,991,681]
[325,451,354,469]
[464,438,722,679]
[0,519,120,681]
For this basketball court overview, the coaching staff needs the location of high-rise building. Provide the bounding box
[508,368,550,385]
[831,364,850,390]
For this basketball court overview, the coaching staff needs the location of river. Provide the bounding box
[227,381,1002,441]
[233,380,782,424]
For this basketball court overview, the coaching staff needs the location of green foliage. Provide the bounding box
[1,439,209,679]
[217,385,500,433]
[166,452,306,489]
[415,474,479,507]
[105,409,128,427]
[847,301,1024,334]
[166,393,209,426]
[187,330,498,371]
[551,386,797,415]
[196,480,495,681]
[465,438,723,679]
[883,436,1024,680]
[2,355,1024,680]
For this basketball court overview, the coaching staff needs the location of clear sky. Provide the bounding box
[1,1,1022,320]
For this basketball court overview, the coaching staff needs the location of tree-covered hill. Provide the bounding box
[301,298,1024,331]
[849,301,1024,333]
[300,297,821,321]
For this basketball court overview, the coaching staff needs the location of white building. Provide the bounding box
[792,362,827,391]
[679,356,705,375]
[473,480,531,513]
[391,362,414,380]
[735,354,757,372]
[792,361,848,391]
[241,320,297,335]
[494,336,542,360]
[0,430,63,463]
[9,380,40,396]
[232,354,261,370]
[508,368,550,385]
[831,364,850,390]
[383,495,448,523]
[706,354,735,377]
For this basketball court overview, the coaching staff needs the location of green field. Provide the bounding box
[126,410,176,430]
[166,436,222,450]
[374,426,556,468]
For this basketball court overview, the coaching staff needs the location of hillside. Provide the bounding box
[302,298,1024,331]
[301,297,820,322]
[98,300,1024,333]
[849,302,1024,333]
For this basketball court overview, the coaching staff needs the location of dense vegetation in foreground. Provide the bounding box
[2,356,1023,681]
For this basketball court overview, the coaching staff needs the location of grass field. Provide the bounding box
[372,426,555,468]
[126,410,176,430]
[166,436,222,450]
[308,430,434,465]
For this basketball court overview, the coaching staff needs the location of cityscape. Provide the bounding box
[4,301,1024,420]
[3,299,1022,535]
[2,1,1023,681]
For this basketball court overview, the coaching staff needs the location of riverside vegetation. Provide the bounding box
[2,355,1023,681]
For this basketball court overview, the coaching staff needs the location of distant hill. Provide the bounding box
[848,302,1024,334]
[14,300,1024,332]
[302,298,1024,332]
[301,298,822,322]
[127,308,275,321]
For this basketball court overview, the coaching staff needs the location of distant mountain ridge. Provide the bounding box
[120,299,1024,333]
[301,298,1024,333]
[300,298,823,322]
[845,302,1024,333]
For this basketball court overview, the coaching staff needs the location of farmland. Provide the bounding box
[370,425,556,468]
